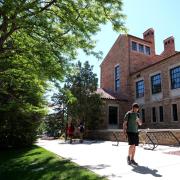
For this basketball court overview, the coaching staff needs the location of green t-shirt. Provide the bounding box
[124,111,139,133]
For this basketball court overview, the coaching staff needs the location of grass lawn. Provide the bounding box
[0,145,107,180]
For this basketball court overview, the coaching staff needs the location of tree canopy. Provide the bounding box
[0,0,126,148]
[52,61,103,131]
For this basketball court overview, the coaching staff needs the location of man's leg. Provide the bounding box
[131,145,138,165]
[128,145,135,159]
[131,145,136,160]
[127,145,134,164]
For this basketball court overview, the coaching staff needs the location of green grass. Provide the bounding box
[0,145,107,180]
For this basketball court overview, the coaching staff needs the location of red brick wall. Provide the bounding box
[161,36,176,58]
[128,36,161,74]
[100,28,180,130]
[100,31,162,98]
[100,35,130,98]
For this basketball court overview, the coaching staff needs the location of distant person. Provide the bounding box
[78,121,85,143]
[67,122,75,144]
[123,103,142,166]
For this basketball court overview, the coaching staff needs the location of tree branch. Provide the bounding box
[40,0,57,12]
[0,14,18,50]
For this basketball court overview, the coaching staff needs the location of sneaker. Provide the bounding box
[131,159,138,166]
[127,156,131,165]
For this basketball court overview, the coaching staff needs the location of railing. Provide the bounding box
[112,131,120,146]
[139,130,180,150]
[112,129,180,150]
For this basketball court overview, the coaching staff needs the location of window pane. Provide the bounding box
[132,41,137,51]
[170,66,180,89]
[115,65,120,91]
[145,46,151,55]
[115,79,120,91]
[142,109,145,123]
[151,74,161,94]
[109,106,118,125]
[139,44,144,53]
[115,65,120,79]
[172,104,178,121]
[136,80,144,98]
[152,107,156,122]
[159,106,164,122]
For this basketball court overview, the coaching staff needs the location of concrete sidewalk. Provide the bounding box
[37,139,180,180]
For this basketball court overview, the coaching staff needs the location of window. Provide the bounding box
[131,41,151,55]
[139,44,144,53]
[172,104,178,121]
[152,107,156,122]
[109,106,118,125]
[132,41,137,51]
[145,46,151,55]
[115,79,120,92]
[141,108,145,123]
[159,106,164,122]
[170,66,180,89]
[136,80,144,98]
[115,65,120,91]
[151,74,161,94]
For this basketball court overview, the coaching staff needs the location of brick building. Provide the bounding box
[98,28,180,129]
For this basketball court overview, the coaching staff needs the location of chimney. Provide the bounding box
[162,36,175,57]
[143,28,155,55]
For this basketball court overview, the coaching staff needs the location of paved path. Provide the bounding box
[37,139,180,180]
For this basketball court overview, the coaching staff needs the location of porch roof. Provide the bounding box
[96,88,128,101]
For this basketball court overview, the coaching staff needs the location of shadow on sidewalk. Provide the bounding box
[132,165,162,177]
[83,164,111,170]
[58,140,104,145]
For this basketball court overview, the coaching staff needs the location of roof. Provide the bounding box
[128,34,152,43]
[96,88,128,101]
[130,52,180,75]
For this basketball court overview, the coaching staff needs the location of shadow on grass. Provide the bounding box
[0,145,106,180]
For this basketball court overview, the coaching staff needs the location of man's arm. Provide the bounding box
[136,118,142,126]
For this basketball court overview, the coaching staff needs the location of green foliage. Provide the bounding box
[0,0,126,62]
[42,113,64,137]
[0,0,126,148]
[0,57,46,148]
[53,61,103,130]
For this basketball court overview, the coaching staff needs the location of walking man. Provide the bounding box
[123,103,142,165]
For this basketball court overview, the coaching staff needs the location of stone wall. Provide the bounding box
[131,53,180,128]
[86,129,180,146]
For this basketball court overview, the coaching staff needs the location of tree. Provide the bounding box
[0,56,46,148]
[0,0,126,62]
[0,0,126,148]
[43,113,63,137]
[53,61,103,130]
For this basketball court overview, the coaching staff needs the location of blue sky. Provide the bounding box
[78,0,180,86]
